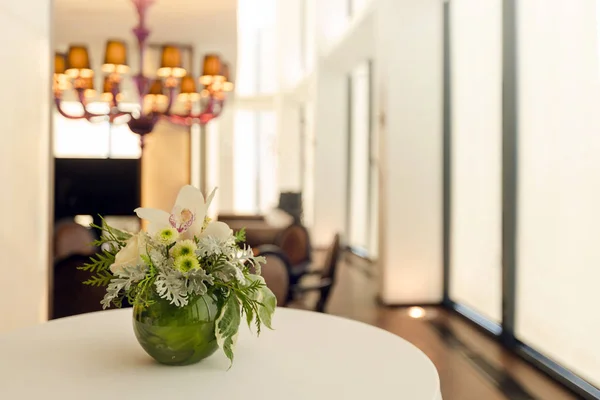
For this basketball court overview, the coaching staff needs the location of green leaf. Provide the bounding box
[247,274,277,330]
[106,225,132,242]
[78,249,116,273]
[140,254,152,267]
[242,301,254,329]
[215,294,241,367]
[234,228,246,243]
[83,270,113,287]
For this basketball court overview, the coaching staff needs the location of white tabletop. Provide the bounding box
[0,308,442,400]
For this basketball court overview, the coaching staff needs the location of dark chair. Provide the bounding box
[274,224,312,285]
[54,221,97,262]
[254,245,292,307]
[294,234,341,313]
[278,192,303,224]
[52,254,107,319]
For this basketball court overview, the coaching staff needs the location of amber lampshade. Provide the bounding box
[221,62,234,92]
[200,54,223,85]
[178,75,200,101]
[144,78,166,102]
[54,53,66,75]
[74,76,96,98]
[149,79,164,95]
[102,40,129,74]
[180,76,196,94]
[101,76,123,103]
[157,45,186,78]
[66,45,93,79]
[103,76,113,94]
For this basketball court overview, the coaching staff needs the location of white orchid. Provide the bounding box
[134,185,232,241]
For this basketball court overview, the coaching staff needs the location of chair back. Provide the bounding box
[254,245,291,307]
[275,224,312,267]
[316,234,341,312]
[54,221,96,261]
[52,254,106,319]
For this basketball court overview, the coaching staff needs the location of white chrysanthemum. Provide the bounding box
[171,239,197,258]
[148,247,173,272]
[155,227,179,245]
[197,236,236,257]
[174,255,200,273]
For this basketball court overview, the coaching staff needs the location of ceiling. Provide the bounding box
[53,0,238,63]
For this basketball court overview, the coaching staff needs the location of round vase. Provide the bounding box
[132,291,219,366]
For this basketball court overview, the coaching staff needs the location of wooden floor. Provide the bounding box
[296,252,578,400]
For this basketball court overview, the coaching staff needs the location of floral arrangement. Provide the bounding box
[80,185,275,364]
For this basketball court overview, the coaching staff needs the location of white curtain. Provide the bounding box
[449,0,503,322]
[516,0,600,386]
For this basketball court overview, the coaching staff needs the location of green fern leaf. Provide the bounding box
[83,270,113,287]
[78,249,115,273]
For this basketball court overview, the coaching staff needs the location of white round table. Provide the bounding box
[0,308,442,399]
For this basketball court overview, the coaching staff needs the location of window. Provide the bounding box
[236,0,277,96]
[347,61,376,256]
[233,110,278,213]
[53,103,141,159]
[300,103,316,227]
[301,0,316,74]
[516,0,600,386]
[348,0,371,18]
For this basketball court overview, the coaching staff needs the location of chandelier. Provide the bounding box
[52,0,234,147]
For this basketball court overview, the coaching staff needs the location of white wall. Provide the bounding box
[376,0,443,304]
[0,0,51,331]
[311,5,375,248]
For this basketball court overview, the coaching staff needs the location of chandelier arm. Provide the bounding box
[75,89,108,119]
[109,111,134,124]
[163,95,226,126]
[111,80,122,109]
[54,97,89,120]
[164,114,192,126]
[164,86,176,115]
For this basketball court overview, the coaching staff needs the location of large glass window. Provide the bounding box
[347,61,374,255]
[300,103,316,227]
[237,0,277,97]
[233,110,278,213]
[516,0,600,386]
[53,105,141,159]
[349,0,371,17]
[448,0,502,323]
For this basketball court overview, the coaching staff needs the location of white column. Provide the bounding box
[375,0,443,304]
[0,0,52,331]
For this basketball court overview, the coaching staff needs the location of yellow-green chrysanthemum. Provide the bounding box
[155,227,179,245]
[174,255,200,272]
[171,239,197,258]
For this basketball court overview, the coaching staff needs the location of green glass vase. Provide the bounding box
[132,291,219,366]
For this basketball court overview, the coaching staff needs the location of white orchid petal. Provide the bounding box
[174,185,205,213]
[134,207,171,235]
[186,220,204,239]
[201,221,233,240]
[205,187,218,211]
